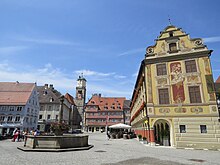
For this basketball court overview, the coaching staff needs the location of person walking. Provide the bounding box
[12,128,17,142]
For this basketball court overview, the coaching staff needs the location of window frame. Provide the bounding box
[185,60,197,73]
[180,125,186,133]
[158,88,169,104]
[189,86,202,103]
[156,64,167,76]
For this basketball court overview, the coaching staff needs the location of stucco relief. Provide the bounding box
[157,78,167,86]
[187,75,199,83]
[209,93,215,101]
[170,62,185,103]
[158,42,166,56]
[174,108,187,113]
[190,107,203,114]
[159,108,170,114]
[203,57,211,74]
[211,106,217,112]
[147,65,153,103]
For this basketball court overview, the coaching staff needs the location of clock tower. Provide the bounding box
[75,74,87,129]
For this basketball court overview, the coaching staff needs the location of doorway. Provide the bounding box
[154,119,171,146]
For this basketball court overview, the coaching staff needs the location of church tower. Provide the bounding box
[75,74,87,129]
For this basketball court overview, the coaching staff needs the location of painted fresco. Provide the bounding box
[147,65,153,103]
[170,62,185,103]
[203,57,211,74]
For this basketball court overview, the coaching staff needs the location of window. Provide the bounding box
[96,127,99,131]
[185,60,197,73]
[56,115,58,120]
[39,115,42,120]
[48,106,52,111]
[7,116,13,122]
[156,64,167,76]
[180,125,186,133]
[40,106,44,111]
[15,116,20,122]
[1,106,7,111]
[0,116,5,122]
[169,43,177,52]
[9,106,14,111]
[169,32,174,37]
[17,106,22,111]
[50,97,54,102]
[200,125,207,133]
[47,115,51,120]
[158,88,169,104]
[189,86,202,103]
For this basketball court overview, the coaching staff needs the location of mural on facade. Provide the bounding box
[147,65,153,103]
[203,58,211,74]
[170,62,185,103]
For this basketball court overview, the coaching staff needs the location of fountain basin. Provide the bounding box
[17,134,93,152]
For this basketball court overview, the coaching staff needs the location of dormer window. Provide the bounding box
[169,32,174,37]
[43,91,48,95]
[50,97,54,102]
[169,43,177,52]
[91,101,95,104]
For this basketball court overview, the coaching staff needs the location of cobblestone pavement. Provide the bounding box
[0,133,219,165]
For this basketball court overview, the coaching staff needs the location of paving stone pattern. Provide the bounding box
[0,133,219,165]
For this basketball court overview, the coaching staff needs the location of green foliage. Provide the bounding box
[142,137,147,141]
[138,134,142,139]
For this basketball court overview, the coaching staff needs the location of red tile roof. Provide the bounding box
[216,76,220,83]
[0,82,35,105]
[87,94,126,111]
[65,93,75,105]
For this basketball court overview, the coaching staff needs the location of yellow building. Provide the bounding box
[130,25,220,150]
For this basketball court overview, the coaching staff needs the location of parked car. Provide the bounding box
[71,129,83,134]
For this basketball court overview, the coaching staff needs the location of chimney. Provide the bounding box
[99,94,101,97]
[16,81,19,84]
[44,84,48,89]
[49,84,54,89]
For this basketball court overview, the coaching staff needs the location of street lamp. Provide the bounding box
[59,95,64,124]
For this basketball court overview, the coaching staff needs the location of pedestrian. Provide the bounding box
[12,128,17,142]
[107,130,110,140]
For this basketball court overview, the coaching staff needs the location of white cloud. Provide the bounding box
[203,36,220,43]
[19,37,80,46]
[0,63,132,98]
[75,69,115,77]
[118,48,145,56]
[0,46,28,55]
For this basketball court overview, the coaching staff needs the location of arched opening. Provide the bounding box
[154,119,171,146]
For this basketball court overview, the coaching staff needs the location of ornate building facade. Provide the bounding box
[130,25,220,149]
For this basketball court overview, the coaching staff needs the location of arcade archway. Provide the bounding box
[153,119,171,146]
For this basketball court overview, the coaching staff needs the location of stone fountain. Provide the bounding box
[18,96,93,152]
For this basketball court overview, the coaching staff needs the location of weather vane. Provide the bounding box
[168,15,172,25]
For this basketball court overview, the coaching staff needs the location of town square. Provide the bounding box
[0,0,220,164]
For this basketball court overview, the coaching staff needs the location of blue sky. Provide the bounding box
[0,0,220,100]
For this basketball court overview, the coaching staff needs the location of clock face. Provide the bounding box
[77,81,82,87]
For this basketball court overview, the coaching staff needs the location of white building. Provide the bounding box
[0,82,40,135]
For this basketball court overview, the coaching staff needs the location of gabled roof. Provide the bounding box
[86,94,126,111]
[65,93,75,105]
[37,85,61,104]
[123,100,131,109]
[216,76,220,83]
[0,82,35,105]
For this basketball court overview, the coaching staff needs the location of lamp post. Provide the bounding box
[59,95,64,124]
